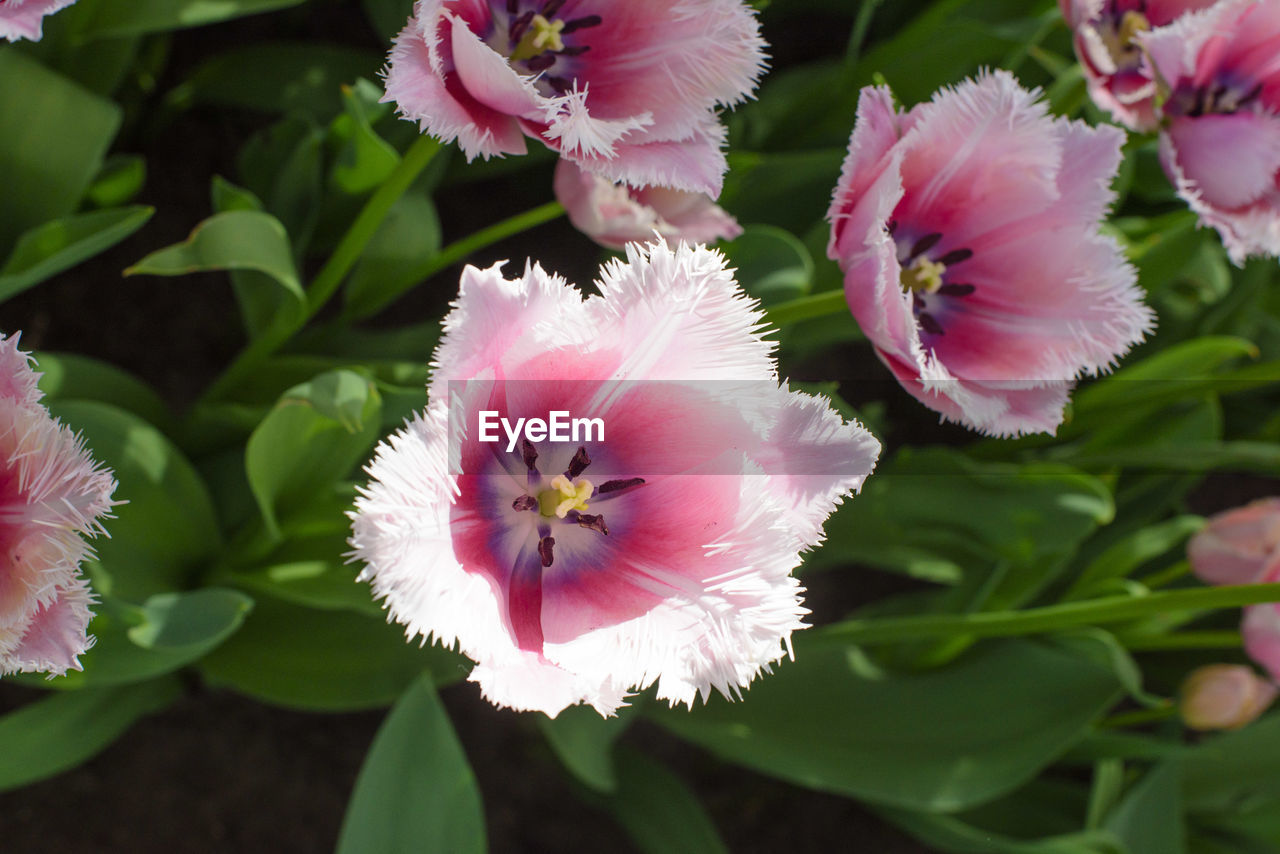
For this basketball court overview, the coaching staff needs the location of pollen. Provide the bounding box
[511,13,566,61]
[900,256,946,294]
[540,474,594,518]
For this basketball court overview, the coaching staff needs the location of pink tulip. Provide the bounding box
[0,335,116,677]
[0,0,76,42]
[1058,0,1217,130]
[1141,0,1280,263]
[1179,663,1277,730]
[382,0,768,195]
[349,239,880,716]
[553,159,742,250]
[826,71,1153,436]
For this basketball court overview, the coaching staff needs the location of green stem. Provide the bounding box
[201,136,441,403]
[844,0,885,67]
[340,200,566,323]
[814,583,1280,647]
[764,289,850,328]
[1115,630,1242,651]
[1099,704,1178,729]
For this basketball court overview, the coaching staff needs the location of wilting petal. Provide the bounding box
[350,239,880,717]
[827,71,1152,436]
[381,0,764,192]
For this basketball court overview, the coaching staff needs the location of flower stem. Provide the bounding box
[764,289,850,328]
[201,135,440,403]
[1099,704,1177,729]
[814,583,1280,646]
[339,200,566,323]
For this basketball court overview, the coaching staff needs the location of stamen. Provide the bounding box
[575,513,609,535]
[937,283,975,297]
[521,437,538,471]
[561,14,602,34]
[918,312,944,336]
[936,248,973,266]
[900,257,946,294]
[526,54,556,72]
[540,474,594,517]
[506,0,519,13]
[541,0,566,16]
[545,75,573,94]
[560,45,590,56]
[512,495,538,512]
[908,232,942,260]
[597,477,645,494]
[538,535,555,567]
[509,10,534,44]
[565,446,591,479]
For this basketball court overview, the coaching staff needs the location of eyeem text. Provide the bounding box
[478,410,605,453]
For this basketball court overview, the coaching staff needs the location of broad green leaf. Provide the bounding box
[343,191,442,318]
[67,0,309,38]
[34,351,174,435]
[1065,441,1280,476]
[651,639,1122,811]
[35,589,254,689]
[198,593,468,711]
[1106,762,1186,854]
[607,749,728,854]
[0,678,180,790]
[721,224,812,306]
[1069,516,1206,600]
[238,115,324,253]
[0,205,152,302]
[1073,337,1259,416]
[879,808,1125,854]
[48,401,222,599]
[125,210,303,300]
[1183,712,1280,814]
[174,42,377,119]
[0,51,121,250]
[719,149,845,235]
[330,80,401,194]
[538,703,633,793]
[336,675,486,854]
[206,177,293,340]
[244,370,381,537]
[86,154,145,207]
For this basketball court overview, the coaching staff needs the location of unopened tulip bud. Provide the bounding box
[1180,664,1277,731]
[1188,498,1280,586]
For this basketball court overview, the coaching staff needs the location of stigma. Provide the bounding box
[539,474,594,518]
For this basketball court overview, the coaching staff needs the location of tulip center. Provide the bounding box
[489,0,603,94]
[1099,9,1149,67]
[538,474,594,518]
[890,225,978,337]
[900,256,946,294]
[510,14,564,61]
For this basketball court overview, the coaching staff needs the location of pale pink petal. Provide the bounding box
[447,12,544,117]
[0,0,76,42]
[1188,498,1280,586]
[8,577,95,677]
[1165,113,1280,211]
[564,117,728,197]
[1244,598,1280,683]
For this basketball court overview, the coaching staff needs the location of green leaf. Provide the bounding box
[607,749,729,854]
[651,639,1122,811]
[0,51,121,251]
[343,191,442,318]
[1106,762,1186,854]
[86,154,146,207]
[1069,516,1206,600]
[337,675,486,854]
[198,593,468,711]
[175,42,378,119]
[0,205,152,302]
[34,351,174,434]
[48,401,222,599]
[1183,712,1280,814]
[0,679,180,790]
[1072,337,1259,416]
[721,224,812,306]
[538,703,633,793]
[125,210,303,298]
[40,589,254,689]
[363,0,415,40]
[244,370,381,538]
[68,0,309,38]
[879,808,1125,854]
[237,115,324,251]
[719,149,845,235]
[330,80,401,194]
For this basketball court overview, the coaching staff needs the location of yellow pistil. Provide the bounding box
[510,14,565,61]
[1100,10,1150,64]
[900,256,946,294]
[1117,10,1150,44]
[539,474,594,518]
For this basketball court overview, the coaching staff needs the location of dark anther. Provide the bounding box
[936,248,973,266]
[538,536,556,567]
[908,232,942,260]
[886,219,898,236]
[561,14,602,33]
[509,10,534,43]
[937,283,975,297]
[565,447,591,479]
[597,477,645,494]
[545,75,573,94]
[918,312,944,336]
[521,438,538,471]
[526,54,556,71]
[541,0,566,17]
[512,495,538,512]
[506,0,519,14]
[560,45,590,56]
[576,514,609,535]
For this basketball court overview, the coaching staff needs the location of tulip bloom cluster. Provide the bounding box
[0,335,115,677]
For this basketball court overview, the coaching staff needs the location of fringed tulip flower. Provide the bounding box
[826,71,1154,437]
[381,0,767,194]
[1058,0,1216,130]
[0,335,116,677]
[1189,499,1280,681]
[554,159,742,250]
[0,0,76,42]
[349,239,881,717]
[1180,663,1277,731]
[1141,0,1280,263]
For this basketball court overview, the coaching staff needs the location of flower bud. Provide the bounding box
[1180,664,1277,731]
[1188,497,1280,586]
